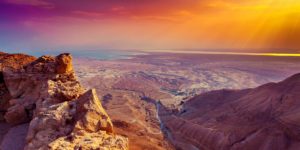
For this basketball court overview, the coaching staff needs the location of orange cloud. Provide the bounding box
[1,0,300,52]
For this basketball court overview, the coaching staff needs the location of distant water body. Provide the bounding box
[2,49,145,60]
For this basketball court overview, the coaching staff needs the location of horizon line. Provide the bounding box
[141,50,300,57]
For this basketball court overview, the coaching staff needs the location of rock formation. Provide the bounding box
[0,52,128,150]
[159,73,300,150]
[0,53,36,121]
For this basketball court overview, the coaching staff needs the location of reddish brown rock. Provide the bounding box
[0,52,128,150]
[160,73,300,150]
[0,52,36,121]
[56,53,74,74]
[0,52,36,71]
[2,53,84,125]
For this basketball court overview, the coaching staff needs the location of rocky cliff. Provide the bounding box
[0,52,128,150]
[159,73,300,150]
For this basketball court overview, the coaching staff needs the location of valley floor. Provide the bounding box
[74,53,300,149]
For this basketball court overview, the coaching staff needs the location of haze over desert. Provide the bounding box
[1,0,300,149]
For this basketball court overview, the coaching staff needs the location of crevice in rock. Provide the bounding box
[0,72,4,84]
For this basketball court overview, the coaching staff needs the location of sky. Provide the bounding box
[0,0,300,53]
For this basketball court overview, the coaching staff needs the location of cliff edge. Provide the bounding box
[0,52,128,150]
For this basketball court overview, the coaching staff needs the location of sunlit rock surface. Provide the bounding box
[0,52,128,150]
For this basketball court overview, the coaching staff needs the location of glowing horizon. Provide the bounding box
[141,50,300,57]
[0,0,300,53]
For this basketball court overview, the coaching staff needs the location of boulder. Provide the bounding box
[56,53,74,74]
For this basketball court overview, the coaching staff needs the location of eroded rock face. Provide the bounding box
[25,89,127,150]
[0,52,36,121]
[74,89,114,134]
[0,52,128,150]
[0,52,36,71]
[160,73,300,150]
[56,53,73,74]
[3,53,83,125]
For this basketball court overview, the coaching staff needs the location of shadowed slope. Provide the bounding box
[160,73,300,150]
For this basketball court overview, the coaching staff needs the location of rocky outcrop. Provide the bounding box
[25,89,127,150]
[55,53,74,74]
[0,52,128,150]
[3,53,84,125]
[0,53,36,70]
[160,73,300,150]
[0,53,36,121]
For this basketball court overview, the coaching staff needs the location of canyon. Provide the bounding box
[74,53,300,150]
[1,51,300,150]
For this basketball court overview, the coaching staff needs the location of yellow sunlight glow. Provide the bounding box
[142,50,300,57]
